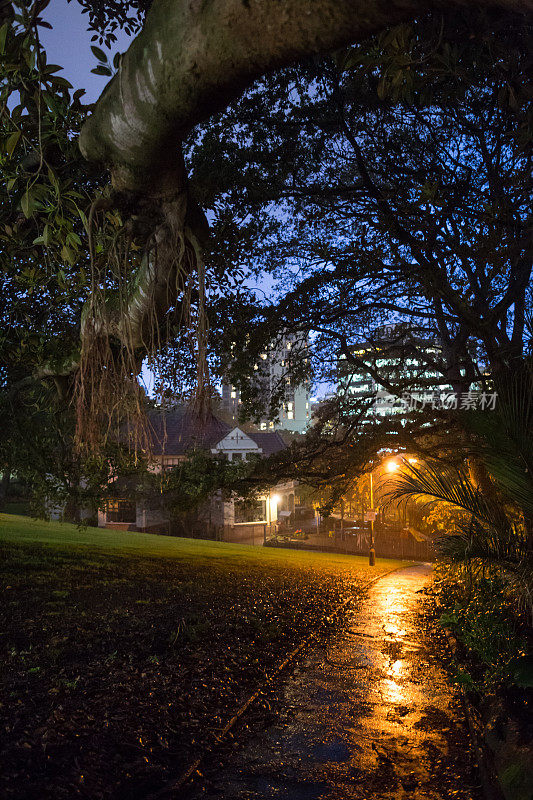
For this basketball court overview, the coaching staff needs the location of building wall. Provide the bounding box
[221,336,310,433]
[338,326,453,421]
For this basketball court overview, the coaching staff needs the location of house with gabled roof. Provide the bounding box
[98,406,296,543]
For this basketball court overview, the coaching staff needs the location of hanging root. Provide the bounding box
[74,186,211,454]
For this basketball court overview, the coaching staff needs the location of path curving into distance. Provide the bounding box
[183,564,481,800]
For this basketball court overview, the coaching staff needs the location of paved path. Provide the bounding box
[185,564,481,800]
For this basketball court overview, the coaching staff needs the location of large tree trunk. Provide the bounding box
[70,0,533,435]
[0,466,11,508]
[79,0,533,193]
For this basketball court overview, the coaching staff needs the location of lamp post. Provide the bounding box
[366,454,413,566]
[369,470,375,566]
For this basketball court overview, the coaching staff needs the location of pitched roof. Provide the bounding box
[147,407,231,456]
[147,407,287,458]
[247,431,287,456]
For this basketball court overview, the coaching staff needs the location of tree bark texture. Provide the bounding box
[79,0,533,193]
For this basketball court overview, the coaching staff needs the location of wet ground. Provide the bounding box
[184,564,482,800]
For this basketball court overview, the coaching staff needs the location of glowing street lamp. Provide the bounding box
[268,491,281,539]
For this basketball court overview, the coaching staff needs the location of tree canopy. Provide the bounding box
[190,9,532,409]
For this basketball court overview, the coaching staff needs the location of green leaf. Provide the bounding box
[91,65,112,77]
[0,23,7,55]
[78,208,89,235]
[47,166,58,189]
[6,130,21,157]
[91,45,108,63]
[21,189,34,218]
[67,231,82,247]
[61,245,75,265]
[50,76,73,89]
[42,224,50,245]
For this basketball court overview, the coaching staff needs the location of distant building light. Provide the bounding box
[288,411,294,420]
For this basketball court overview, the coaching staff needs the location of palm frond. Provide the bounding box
[461,361,533,516]
[384,460,509,532]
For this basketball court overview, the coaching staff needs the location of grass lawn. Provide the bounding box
[0,512,398,574]
[1,514,408,800]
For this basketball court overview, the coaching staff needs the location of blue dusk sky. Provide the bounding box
[38,1,309,396]
[41,0,131,102]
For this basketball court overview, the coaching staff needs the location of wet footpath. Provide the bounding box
[185,564,482,800]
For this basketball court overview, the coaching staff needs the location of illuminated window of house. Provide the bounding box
[234,497,267,523]
[286,341,292,350]
[163,456,181,471]
[260,353,267,360]
[287,402,293,411]
[260,422,267,430]
[288,411,294,420]
[231,390,237,399]
[106,499,136,523]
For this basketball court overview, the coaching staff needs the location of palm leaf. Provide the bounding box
[384,460,509,532]
[461,361,533,516]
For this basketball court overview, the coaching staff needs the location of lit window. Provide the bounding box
[286,341,292,350]
[231,390,236,399]
[269,421,274,428]
[261,353,267,360]
[288,411,294,420]
[260,422,267,430]
[287,402,293,411]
